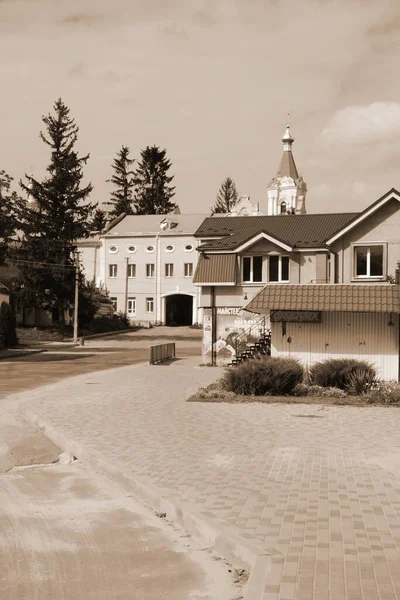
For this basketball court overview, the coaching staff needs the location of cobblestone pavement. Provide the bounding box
[18,357,400,600]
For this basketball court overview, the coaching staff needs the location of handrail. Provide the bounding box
[233,315,270,358]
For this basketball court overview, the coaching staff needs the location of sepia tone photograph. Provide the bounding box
[1,1,400,599]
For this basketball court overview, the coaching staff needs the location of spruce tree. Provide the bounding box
[16,98,94,326]
[211,177,238,214]
[133,145,176,214]
[105,145,135,219]
[90,207,108,232]
[0,170,24,266]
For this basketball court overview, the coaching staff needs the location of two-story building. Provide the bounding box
[193,188,400,381]
[77,212,209,326]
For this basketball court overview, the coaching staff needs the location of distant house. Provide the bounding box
[193,188,400,381]
[77,212,210,326]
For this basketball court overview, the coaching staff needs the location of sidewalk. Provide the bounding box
[21,357,400,600]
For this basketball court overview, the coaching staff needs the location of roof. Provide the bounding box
[326,188,400,245]
[193,254,237,285]
[276,150,299,180]
[245,284,400,314]
[105,213,210,237]
[195,213,358,251]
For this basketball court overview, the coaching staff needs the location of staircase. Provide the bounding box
[227,315,271,366]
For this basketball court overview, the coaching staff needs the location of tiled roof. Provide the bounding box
[193,254,237,285]
[195,213,358,251]
[106,214,210,236]
[245,284,400,314]
[277,150,299,180]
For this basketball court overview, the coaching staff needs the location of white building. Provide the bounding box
[77,213,209,326]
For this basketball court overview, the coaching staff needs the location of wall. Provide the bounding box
[332,198,400,283]
[271,311,399,381]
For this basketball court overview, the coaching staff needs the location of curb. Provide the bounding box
[24,406,275,599]
[78,328,133,341]
[0,348,47,361]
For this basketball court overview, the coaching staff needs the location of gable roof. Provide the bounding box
[105,213,209,237]
[326,188,400,245]
[195,213,358,251]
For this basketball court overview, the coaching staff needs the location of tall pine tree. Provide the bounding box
[105,145,135,219]
[16,98,94,326]
[0,170,24,266]
[133,145,177,214]
[90,207,108,232]
[211,177,238,214]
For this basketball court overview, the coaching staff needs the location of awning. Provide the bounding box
[245,284,400,314]
[193,254,237,285]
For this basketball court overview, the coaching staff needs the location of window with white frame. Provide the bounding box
[165,244,174,252]
[354,245,384,278]
[146,297,154,313]
[146,263,155,278]
[110,297,118,312]
[146,245,155,253]
[109,264,117,278]
[108,245,118,254]
[127,244,137,253]
[268,255,290,282]
[127,297,136,315]
[242,256,263,282]
[165,263,174,277]
[127,263,136,278]
[184,244,194,252]
[184,262,193,277]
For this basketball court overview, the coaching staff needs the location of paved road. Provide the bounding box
[20,354,400,600]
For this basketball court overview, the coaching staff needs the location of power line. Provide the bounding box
[9,258,76,269]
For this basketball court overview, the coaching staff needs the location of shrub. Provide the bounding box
[0,301,17,348]
[344,368,378,395]
[364,381,400,405]
[223,356,303,396]
[309,358,377,392]
[292,383,347,398]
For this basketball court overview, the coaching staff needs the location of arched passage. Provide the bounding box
[165,294,193,326]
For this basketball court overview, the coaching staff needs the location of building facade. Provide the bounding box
[193,188,400,380]
[77,213,209,326]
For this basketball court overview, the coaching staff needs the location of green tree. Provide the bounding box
[105,145,135,219]
[16,98,94,327]
[211,177,238,214]
[133,145,176,214]
[90,207,108,232]
[0,170,24,266]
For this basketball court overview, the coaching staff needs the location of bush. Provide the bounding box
[309,358,377,393]
[0,301,17,348]
[344,368,378,395]
[364,381,400,405]
[292,383,348,398]
[223,356,303,396]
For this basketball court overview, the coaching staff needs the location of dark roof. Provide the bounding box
[193,254,237,285]
[195,213,359,251]
[277,150,299,180]
[245,284,400,314]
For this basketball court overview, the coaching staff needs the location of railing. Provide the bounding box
[234,315,270,358]
[150,343,176,365]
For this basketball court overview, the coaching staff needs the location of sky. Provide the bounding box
[1,0,400,215]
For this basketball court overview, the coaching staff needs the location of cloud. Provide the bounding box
[322,102,400,144]
[66,62,120,82]
[60,12,103,27]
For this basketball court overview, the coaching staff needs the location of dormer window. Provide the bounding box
[243,256,263,283]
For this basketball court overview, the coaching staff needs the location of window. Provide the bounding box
[110,297,117,312]
[108,245,118,253]
[354,245,383,278]
[184,263,193,277]
[109,264,117,278]
[165,244,174,252]
[146,263,155,278]
[243,256,263,282]
[127,263,136,278]
[269,256,289,282]
[146,297,154,313]
[146,245,155,253]
[184,244,194,252]
[165,263,174,277]
[127,244,137,253]
[127,297,136,315]
[280,201,287,214]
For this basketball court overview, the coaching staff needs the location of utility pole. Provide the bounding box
[73,252,79,343]
[124,257,129,314]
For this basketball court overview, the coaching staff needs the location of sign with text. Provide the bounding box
[270,310,322,323]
